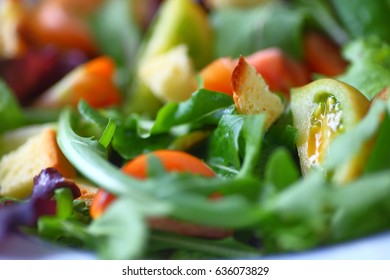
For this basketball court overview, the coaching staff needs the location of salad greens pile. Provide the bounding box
[2,0,390,260]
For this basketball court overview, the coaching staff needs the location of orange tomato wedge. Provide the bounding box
[199,48,310,98]
[33,56,122,108]
[303,32,348,77]
[89,150,233,239]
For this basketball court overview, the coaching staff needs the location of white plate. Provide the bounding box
[1,231,390,260]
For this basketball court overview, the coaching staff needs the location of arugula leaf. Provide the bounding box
[150,232,260,259]
[208,113,266,178]
[37,217,90,249]
[88,198,148,260]
[169,193,263,229]
[78,100,109,127]
[0,79,24,133]
[364,110,390,174]
[90,0,141,88]
[264,147,300,193]
[259,172,333,253]
[113,127,173,160]
[259,123,298,175]
[330,0,390,43]
[151,89,234,134]
[208,114,245,177]
[211,2,308,59]
[238,114,265,178]
[331,171,390,243]
[292,0,349,45]
[340,63,390,101]
[57,108,154,198]
[338,38,390,100]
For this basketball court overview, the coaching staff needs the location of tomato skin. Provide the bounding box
[199,57,236,95]
[33,56,122,108]
[24,0,100,55]
[89,150,231,239]
[89,188,116,220]
[121,150,216,179]
[199,48,310,98]
[245,48,310,97]
[90,150,215,218]
[303,32,348,77]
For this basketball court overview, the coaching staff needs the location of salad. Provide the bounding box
[1,0,390,260]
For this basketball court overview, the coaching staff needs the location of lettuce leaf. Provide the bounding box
[0,79,24,133]
[330,0,390,43]
[338,38,390,100]
[152,89,234,134]
[211,2,308,59]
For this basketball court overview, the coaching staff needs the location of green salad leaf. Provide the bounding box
[330,171,390,242]
[264,147,300,193]
[291,0,349,45]
[211,2,308,59]
[330,0,390,43]
[207,114,245,177]
[338,38,390,100]
[259,171,332,253]
[88,198,148,260]
[152,89,234,134]
[90,0,141,89]
[149,232,260,259]
[364,110,390,174]
[0,79,25,133]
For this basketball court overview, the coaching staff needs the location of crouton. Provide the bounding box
[0,123,55,157]
[139,44,198,102]
[232,56,284,129]
[0,128,76,199]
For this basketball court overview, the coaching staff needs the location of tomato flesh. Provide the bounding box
[307,94,344,167]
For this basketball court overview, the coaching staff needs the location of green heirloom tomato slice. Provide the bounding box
[291,78,370,183]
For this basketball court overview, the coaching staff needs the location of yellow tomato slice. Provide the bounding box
[291,78,370,184]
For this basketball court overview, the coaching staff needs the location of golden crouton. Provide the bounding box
[0,128,76,199]
[232,56,284,129]
[139,44,198,102]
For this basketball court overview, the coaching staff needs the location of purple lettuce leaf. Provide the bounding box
[0,168,80,241]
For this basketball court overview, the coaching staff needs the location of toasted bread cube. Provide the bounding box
[139,44,198,102]
[0,123,56,157]
[232,56,284,129]
[0,128,76,199]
